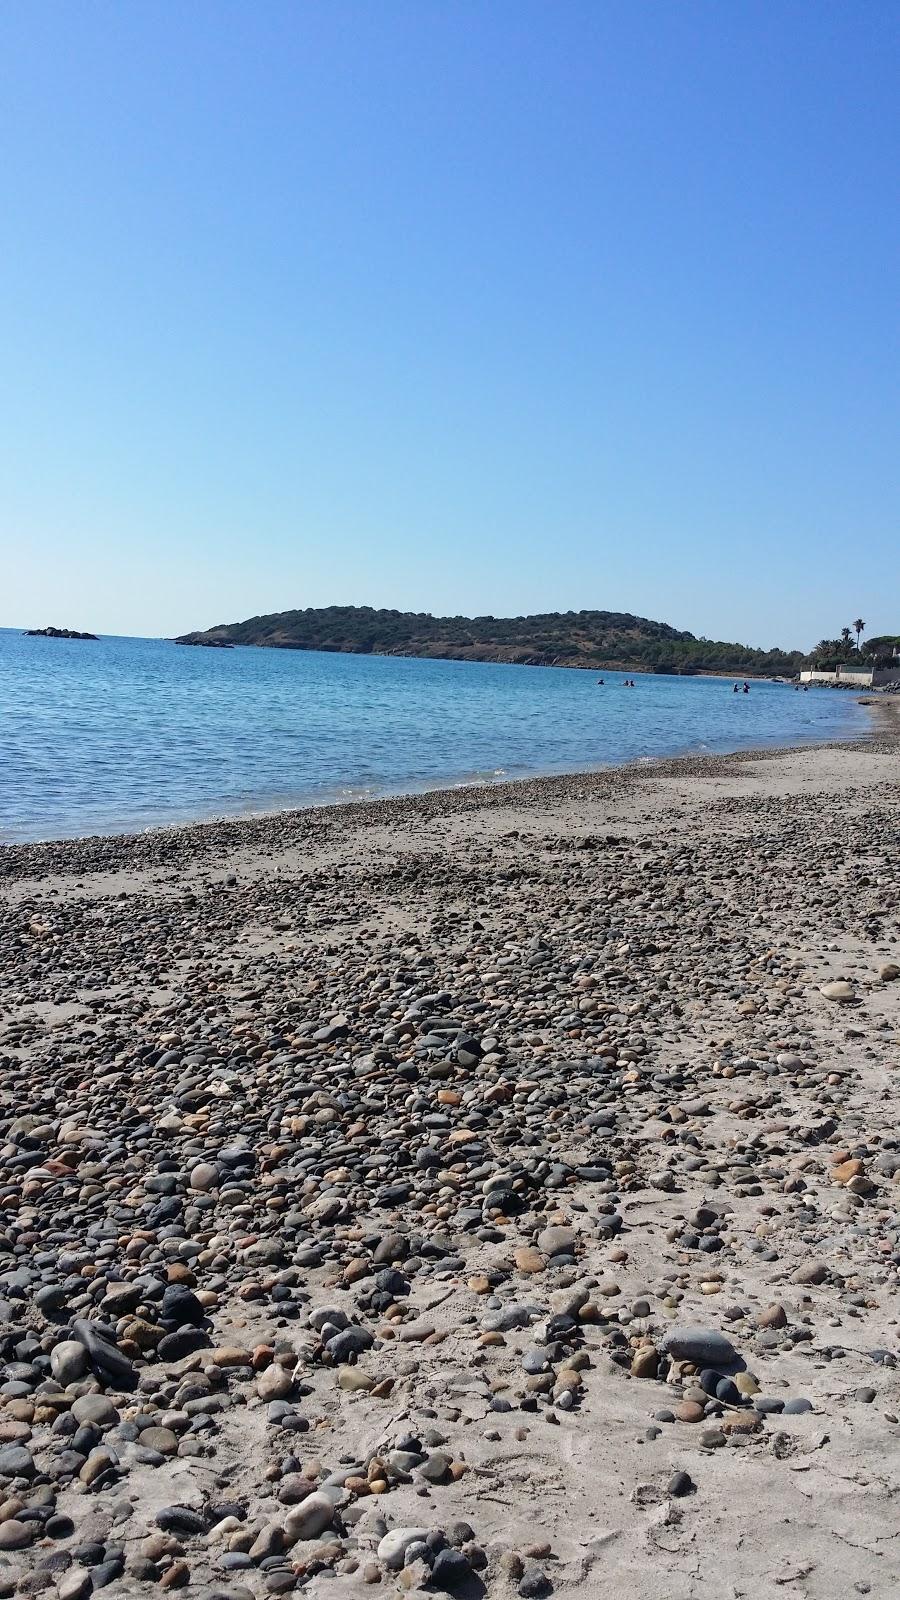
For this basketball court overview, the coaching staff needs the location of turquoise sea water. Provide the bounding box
[0,629,869,842]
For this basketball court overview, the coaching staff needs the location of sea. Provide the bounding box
[0,629,870,843]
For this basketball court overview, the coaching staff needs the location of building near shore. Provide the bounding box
[800,664,900,687]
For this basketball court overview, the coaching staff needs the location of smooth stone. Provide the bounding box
[138,1427,178,1455]
[514,1247,545,1275]
[631,1347,659,1379]
[0,1519,32,1549]
[156,1506,207,1535]
[190,1163,219,1191]
[283,1491,334,1542]
[430,1548,471,1590]
[71,1320,137,1389]
[820,981,856,1003]
[0,1446,35,1479]
[50,1341,89,1384]
[667,1470,694,1497]
[518,1563,552,1598]
[755,1304,787,1329]
[397,1321,435,1343]
[659,1328,738,1368]
[257,1366,293,1401]
[71,1395,119,1428]
[58,1570,94,1600]
[377,1528,432,1570]
[537,1226,576,1256]
[674,1401,705,1423]
[715,1378,742,1406]
[792,1263,828,1286]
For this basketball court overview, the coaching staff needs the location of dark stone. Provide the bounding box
[519,1565,552,1598]
[161,1286,206,1327]
[667,1470,695,1497]
[91,1558,124,1589]
[71,1320,137,1390]
[430,1548,471,1590]
[155,1505,207,1535]
[157,1327,211,1361]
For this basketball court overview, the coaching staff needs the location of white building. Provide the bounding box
[799,664,900,687]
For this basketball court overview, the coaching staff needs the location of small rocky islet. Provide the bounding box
[22,630,98,643]
[0,739,898,1597]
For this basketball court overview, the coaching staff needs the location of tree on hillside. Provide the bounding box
[853,617,865,650]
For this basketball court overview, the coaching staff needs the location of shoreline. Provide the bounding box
[2,699,893,871]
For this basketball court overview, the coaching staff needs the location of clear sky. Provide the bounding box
[2,3,897,646]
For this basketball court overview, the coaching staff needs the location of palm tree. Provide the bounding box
[852,617,865,651]
[840,627,852,653]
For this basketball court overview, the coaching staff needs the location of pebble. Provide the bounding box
[377,1528,432,1570]
[50,1341,89,1384]
[667,1470,695,1497]
[0,1519,32,1550]
[674,1401,705,1423]
[1,751,898,1596]
[820,980,856,1003]
[658,1328,738,1368]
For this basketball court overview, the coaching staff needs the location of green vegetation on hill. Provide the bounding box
[176,605,807,675]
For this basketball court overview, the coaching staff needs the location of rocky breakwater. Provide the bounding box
[0,750,899,1597]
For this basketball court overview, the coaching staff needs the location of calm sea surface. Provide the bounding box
[0,629,869,842]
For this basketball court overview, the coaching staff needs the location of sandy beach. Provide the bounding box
[1,714,899,1600]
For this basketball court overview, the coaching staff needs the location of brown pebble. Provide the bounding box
[159,1562,190,1590]
[631,1346,659,1379]
[756,1304,787,1329]
[674,1401,705,1423]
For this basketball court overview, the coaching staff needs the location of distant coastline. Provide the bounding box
[175,603,806,678]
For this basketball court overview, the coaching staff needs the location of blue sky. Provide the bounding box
[2,2,897,646]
